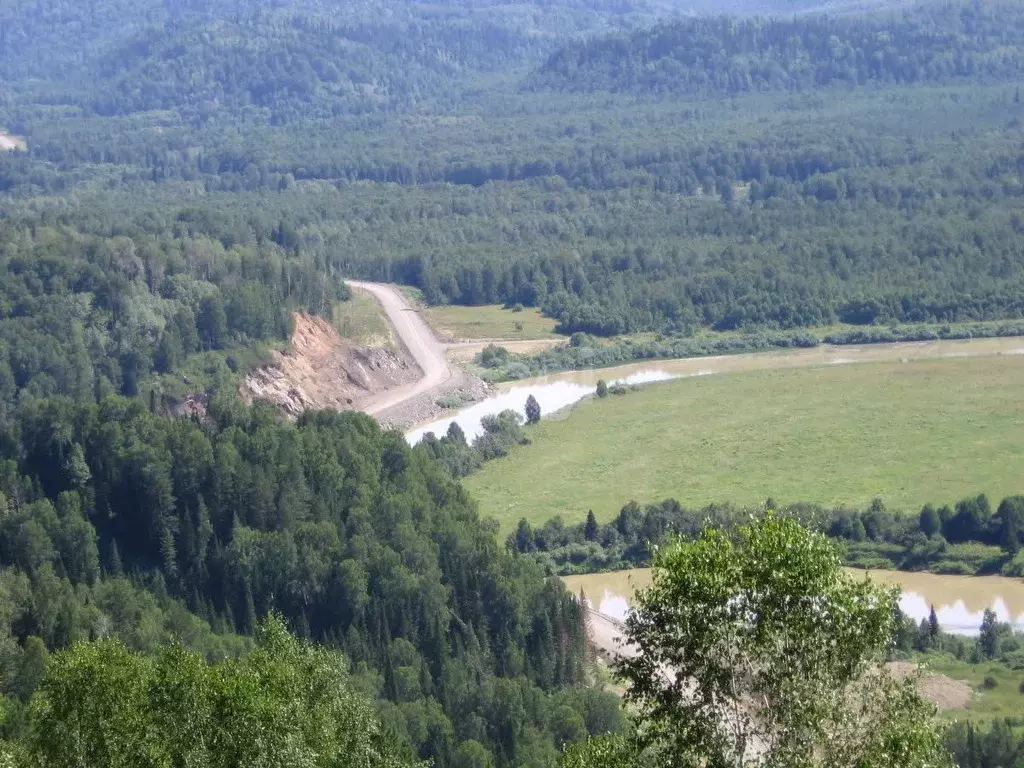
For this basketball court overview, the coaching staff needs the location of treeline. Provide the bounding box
[946,719,1024,767]
[0,205,350,410]
[475,320,1024,382]
[533,1,1024,95]
[0,395,620,765]
[510,493,1024,576]
[1,2,1023,344]
[418,413,531,478]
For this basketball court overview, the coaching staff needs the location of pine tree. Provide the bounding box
[579,587,594,667]
[928,605,940,639]
[584,510,599,542]
[525,395,541,425]
[107,540,123,578]
[242,585,257,634]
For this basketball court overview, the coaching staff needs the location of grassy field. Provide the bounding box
[465,356,1024,534]
[925,656,1024,723]
[333,293,395,349]
[423,303,563,341]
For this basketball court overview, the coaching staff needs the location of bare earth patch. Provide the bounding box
[241,312,420,418]
[886,661,973,711]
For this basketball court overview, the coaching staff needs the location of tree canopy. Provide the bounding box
[614,516,949,766]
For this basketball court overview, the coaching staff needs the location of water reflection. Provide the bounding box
[406,336,1024,445]
[406,369,681,444]
[563,568,1024,635]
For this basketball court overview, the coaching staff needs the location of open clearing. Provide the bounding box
[466,355,1024,533]
[421,303,564,342]
[333,292,396,349]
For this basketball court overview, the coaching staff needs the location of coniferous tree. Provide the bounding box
[525,395,541,425]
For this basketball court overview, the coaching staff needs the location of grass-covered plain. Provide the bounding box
[466,356,1024,533]
[423,303,563,341]
[333,293,395,348]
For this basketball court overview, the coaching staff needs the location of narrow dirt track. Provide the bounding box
[346,281,456,415]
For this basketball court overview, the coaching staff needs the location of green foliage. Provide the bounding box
[616,516,949,766]
[0,396,617,765]
[478,345,512,369]
[525,395,541,425]
[535,4,1024,96]
[420,409,530,477]
[560,734,642,768]
[513,491,1024,577]
[946,718,1024,767]
[24,614,418,768]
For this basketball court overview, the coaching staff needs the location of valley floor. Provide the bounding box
[465,352,1024,532]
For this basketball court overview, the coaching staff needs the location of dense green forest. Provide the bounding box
[0,2,1022,346]
[533,2,1024,95]
[1,0,1023,763]
[0,396,626,764]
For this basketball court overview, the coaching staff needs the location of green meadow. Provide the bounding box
[465,356,1024,534]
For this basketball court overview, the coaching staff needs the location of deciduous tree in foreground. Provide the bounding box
[570,516,950,767]
[3,615,418,768]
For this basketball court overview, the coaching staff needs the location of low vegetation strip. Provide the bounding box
[465,356,1024,533]
[423,302,564,342]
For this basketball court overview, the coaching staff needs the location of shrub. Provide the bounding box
[984,675,999,689]
[504,362,532,380]
[478,344,511,368]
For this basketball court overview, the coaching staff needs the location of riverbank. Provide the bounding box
[564,566,1024,635]
[477,320,1024,383]
[462,351,1024,532]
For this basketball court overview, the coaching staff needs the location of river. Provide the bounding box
[405,336,1024,443]
[562,567,1024,635]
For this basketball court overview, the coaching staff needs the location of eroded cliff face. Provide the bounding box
[241,312,420,418]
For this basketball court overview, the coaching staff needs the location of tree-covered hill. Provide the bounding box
[0,396,619,764]
[533,1,1024,94]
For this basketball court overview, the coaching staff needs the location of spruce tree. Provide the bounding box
[525,395,541,425]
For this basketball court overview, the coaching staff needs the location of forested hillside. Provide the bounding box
[0,397,619,764]
[0,0,1022,763]
[534,2,1024,94]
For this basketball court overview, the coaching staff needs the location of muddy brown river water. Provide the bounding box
[563,567,1024,635]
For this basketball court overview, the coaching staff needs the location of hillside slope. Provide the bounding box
[241,312,419,417]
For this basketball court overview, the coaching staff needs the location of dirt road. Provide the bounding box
[346,281,456,415]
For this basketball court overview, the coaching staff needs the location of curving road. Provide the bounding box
[346,280,456,415]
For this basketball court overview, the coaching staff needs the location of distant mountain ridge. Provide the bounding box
[532,0,1024,94]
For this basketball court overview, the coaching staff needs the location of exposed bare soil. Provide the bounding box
[885,661,973,711]
[241,312,420,418]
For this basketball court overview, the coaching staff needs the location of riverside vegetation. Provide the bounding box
[511,493,1024,578]
[1,0,1023,764]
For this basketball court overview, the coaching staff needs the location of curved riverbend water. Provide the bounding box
[563,568,1024,635]
[405,336,1024,444]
